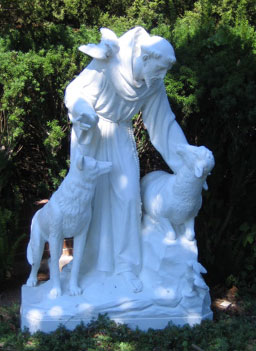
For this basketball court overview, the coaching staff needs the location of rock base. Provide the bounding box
[21,215,213,333]
[21,268,212,333]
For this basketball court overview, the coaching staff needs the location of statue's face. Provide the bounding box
[142,56,169,88]
[133,37,175,88]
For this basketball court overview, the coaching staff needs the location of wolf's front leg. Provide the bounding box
[69,229,87,296]
[49,236,63,297]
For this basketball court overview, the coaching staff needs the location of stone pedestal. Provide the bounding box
[21,273,212,334]
[21,215,212,333]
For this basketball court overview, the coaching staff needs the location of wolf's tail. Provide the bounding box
[27,211,38,265]
[27,241,33,265]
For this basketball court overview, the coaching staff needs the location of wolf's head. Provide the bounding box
[76,155,112,180]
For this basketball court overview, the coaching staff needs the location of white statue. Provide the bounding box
[26,151,112,297]
[22,27,214,333]
[64,27,188,293]
[141,144,215,242]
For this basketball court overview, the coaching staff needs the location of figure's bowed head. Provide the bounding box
[133,35,177,88]
[78,26,176,89]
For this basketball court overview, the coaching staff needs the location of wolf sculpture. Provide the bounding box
[26,154,112,297]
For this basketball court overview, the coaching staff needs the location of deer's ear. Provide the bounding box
[76,156,84,170]
[194,164,203,178]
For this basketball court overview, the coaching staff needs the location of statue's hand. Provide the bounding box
[73,112,99,145]
[76,112,99,131]
[70,98,99,131]
[77,121,91,131]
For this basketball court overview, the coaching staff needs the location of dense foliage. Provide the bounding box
[1,304,256,351]
[0,0,255,287]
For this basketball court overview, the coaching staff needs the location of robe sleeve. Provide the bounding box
[141,82,188,174]
[64,62,104,120]
[64,61,104,144]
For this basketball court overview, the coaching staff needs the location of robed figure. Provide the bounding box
[64,27,188,292]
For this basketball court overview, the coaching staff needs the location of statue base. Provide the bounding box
[21,270,212,334]
[21,216,213,333]
[21,274,212,333]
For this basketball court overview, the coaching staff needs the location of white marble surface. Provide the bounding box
[26,154,112,297]
[22,27,213,333]
[21,217,212,333]
[21,273,212,333]
[64,26,188,283]
[141,144,215,241]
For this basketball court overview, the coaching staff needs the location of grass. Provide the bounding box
[0,287,256,351]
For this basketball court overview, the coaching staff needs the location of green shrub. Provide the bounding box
[1,311,256,351]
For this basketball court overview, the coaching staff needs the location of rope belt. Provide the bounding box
[98,115,131,125]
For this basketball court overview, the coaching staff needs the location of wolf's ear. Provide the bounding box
[76,156,84,170]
